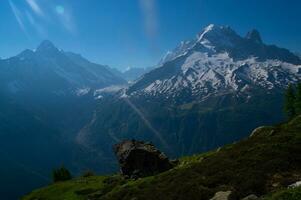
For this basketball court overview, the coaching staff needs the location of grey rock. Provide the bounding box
[241,194,259,200]
[114,140,173,178]
[288,181,301,188]
[210,191,232,200]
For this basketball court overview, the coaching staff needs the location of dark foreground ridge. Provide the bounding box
[23,116,301,200]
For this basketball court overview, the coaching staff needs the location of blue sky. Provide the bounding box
[0,0,300,70]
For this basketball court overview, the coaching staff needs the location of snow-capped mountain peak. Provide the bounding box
[160,24,244,64]
[196,24,216,41]
[196,24,240,48]
[127,24,301,103]
[197,24,235,41]
[160,24,301,66]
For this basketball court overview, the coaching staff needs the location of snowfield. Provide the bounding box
[128,24,301,101]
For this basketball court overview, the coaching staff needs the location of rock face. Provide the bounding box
[288,180,301,188]
[114,140,173,178]
[127,24,301,102]
[241,194,258,200]
[210,191,232,200]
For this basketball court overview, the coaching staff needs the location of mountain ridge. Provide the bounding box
[22,116,301,200]
[126,24,301,102]
[0,40,127,200]
[76,25,300,173]
[160,24,301,65]
[2,25,301,200]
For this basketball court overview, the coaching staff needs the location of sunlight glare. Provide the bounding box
[55,5,65,15]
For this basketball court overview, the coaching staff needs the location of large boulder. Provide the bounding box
[288,180,301,188]
[210,191,232,200]
[114,140,173,178]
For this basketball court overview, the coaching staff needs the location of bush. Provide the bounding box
[81,170,95,178]
[52,166,72,182]
[267,186,301,200]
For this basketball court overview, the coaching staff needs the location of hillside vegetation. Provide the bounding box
[23,116,301,200]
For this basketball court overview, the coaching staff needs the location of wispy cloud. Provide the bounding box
[26,0,44,16]
[123,97,172,153]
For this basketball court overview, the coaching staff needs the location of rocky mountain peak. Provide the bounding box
[36,40,60,55]
[197,24,239,44]
[127,24,301,102]
[245,29,263,43]
[17,49,35,59]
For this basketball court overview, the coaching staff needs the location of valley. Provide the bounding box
[0,24,300,199]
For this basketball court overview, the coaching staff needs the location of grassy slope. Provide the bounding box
[23,116,301,200]
[265,186,301,200]
[23,176,107,200]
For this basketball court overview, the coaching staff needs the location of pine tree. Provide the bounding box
[52,166,72,182]
[295,82,301,115]
[284,84,296,119]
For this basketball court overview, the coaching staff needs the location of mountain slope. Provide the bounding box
[121,67,154,82]
[0,95,72,200]
[79,25,301,161]
[23,116,301,200]
[127,25,301,101]
[0,41,126,200]
[0,40,126,99]
[0,40,126,138]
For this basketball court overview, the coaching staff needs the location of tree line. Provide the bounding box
[284,83,301,119]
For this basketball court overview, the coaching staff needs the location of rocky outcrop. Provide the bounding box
[210,191,232,200]
[241,194,258,200]
[249,126,275,138]
[288,181,301,188]
[114,140,173,178]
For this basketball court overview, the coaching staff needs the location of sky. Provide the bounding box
[0,0,300,70]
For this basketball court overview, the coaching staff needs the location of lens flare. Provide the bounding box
[123,97,172,153]
[56,5,65,14]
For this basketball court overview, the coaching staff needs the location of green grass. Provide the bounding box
[23,116,301,200]
[22,176,107,200]
[178,150,215,167]
[264,186,301,200]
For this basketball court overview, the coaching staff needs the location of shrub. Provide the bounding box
[284,84,296,119]
[52,166,72,182]
[82,170,95,178]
